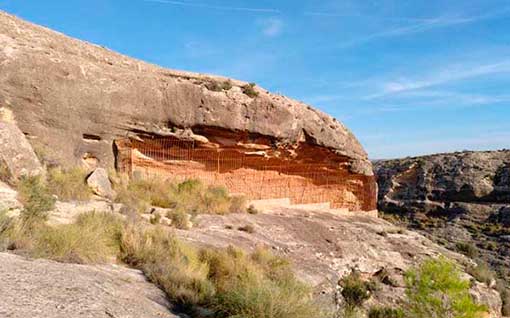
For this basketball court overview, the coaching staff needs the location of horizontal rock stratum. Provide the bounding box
[0,11,376,211]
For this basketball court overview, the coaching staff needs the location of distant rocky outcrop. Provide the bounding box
[374,150,510,308]
[375,150,510,213]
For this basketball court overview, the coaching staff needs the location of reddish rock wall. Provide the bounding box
[115,128,376,212]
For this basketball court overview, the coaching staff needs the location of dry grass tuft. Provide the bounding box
[114,177,247,217]
[47,167,92,201]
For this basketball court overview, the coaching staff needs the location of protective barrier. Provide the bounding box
[116,137,376,211]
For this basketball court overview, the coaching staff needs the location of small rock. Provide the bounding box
[87,168,114,198]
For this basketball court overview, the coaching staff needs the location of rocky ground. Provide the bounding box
[0,252,177,318]
[176,206,501,314]
[374,150,510,309]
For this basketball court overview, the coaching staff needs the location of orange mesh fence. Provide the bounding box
[118,138,375,211]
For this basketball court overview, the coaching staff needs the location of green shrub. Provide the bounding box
[229,195,247,213]
[201,246,323,318]
[466,261,496,286]
[242,83,259,98]
[17,175,56,225]
[221,80,233,90]
[47,167,92,201]
[368,306,404,318]
[247,204,259,215]
[238,224,255,234]
[404,257,488,318]
[456,242,479,258]
[0,210,13,250]
[205,81,223,92]
[340,270,373,309]
[167,209,191,230]
[150,212,162,225]
[200,186,231,214]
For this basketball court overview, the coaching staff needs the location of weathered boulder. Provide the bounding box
[0,252,177,318]
[0,181,21,211]
[0,108,42,180]
[86,168,114,198]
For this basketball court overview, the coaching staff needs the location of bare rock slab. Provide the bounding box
[0,181,21,211]
[0,109,42,180]
[0,252,178,318]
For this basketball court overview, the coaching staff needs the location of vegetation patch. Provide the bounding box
[404,257,488,318]
[0,211,122,264]
[114,177,247,218]
[242,83,259,98]
[47,167,92,201]
[120,224,324,318]
[368,306,404,318]
[456,242,479,258]
[17,175,56,225]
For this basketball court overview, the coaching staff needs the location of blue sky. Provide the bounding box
[1,0,509,159]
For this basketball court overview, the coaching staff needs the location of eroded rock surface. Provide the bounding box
[0,108,42,180]
[176,207,502,316]
[0,252,177,318]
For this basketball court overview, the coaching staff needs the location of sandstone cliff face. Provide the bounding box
[374,150,510,302]
[0,10,376,211]
[0,11,369,174]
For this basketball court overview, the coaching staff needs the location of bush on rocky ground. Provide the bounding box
[17,175,55,225]
[1,210,324,318]
[404,257,488,318]
[120,224,325,318]
[47,167,93,201]
[368,306,404,318]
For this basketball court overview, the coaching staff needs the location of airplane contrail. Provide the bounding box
[142,0,280,13]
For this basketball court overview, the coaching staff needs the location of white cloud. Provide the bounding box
[314,7,510,50]
[259,18,284,37]
[366,60,510,99]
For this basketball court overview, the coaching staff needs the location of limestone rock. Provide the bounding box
[0,252,177,318]
[0,108,42,180]
[0,181,21,211]
[49,200,115,225]
[374,150,510,212]
[86,168,114,198]
[374,150,510,300]
[0,10,370,177]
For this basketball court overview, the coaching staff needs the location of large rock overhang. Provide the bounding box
[0,10,377,211]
